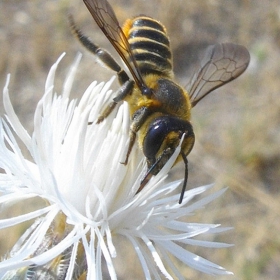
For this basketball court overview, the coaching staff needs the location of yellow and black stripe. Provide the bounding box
[123,16,173,77]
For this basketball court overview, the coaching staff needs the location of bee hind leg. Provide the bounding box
[68,14,129,85]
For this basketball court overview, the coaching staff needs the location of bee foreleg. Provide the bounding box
[122,130,136,165]
[122,106,152,165]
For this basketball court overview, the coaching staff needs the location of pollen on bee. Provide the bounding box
[137,98,161,108]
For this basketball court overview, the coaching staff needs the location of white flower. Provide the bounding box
[0,53,233,279]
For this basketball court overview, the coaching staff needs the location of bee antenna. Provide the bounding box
[179,152,188,204]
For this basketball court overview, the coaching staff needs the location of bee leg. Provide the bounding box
[97,80,134,123]
[178,152,188,204]
[121,107,152,165]
[95,101,118,124]
[121,129,137,165]
[69,15,129,85]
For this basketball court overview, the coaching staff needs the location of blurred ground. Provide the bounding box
[0,0,280,279]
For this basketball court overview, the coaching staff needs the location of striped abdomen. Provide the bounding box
[124,16,173,77]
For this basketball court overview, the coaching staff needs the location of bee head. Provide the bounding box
[142,116,195,175]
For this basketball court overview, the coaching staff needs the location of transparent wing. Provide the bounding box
[188,43,250,107]
[83,0,145,88]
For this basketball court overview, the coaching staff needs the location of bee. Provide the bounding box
[69,0,250,203]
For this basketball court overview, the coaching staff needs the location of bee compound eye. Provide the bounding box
[143,116,194,161]
[143,118,167,160]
